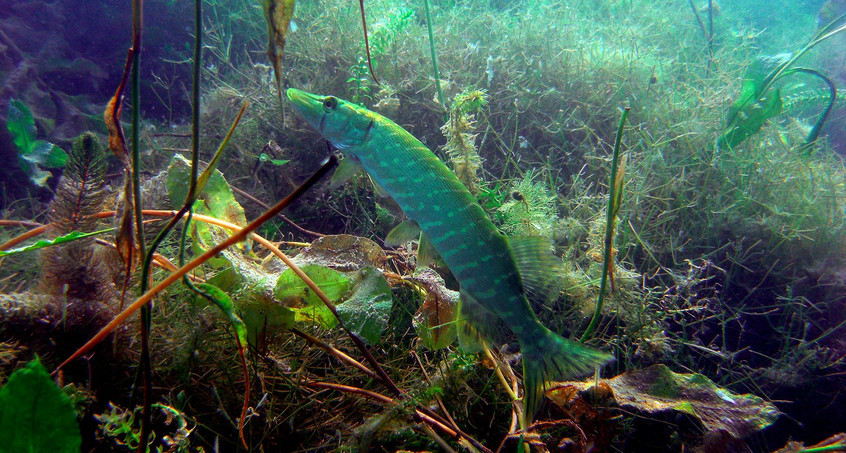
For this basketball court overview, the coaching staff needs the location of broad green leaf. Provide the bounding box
[274,264,350,329]
[6,99,36,154]
[0,358,81,453]
[0,229,112,257]
[24,140,68,169]
[718,89,783,149]
[336,267,393,344]
[166,154,249,268]
[7,99,66,187]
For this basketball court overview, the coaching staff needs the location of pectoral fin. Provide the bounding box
[368,176,390,199]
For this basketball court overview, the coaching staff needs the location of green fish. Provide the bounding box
[286,88,612,423]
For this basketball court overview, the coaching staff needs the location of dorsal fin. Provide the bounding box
[384,220,421,247]
[330,157,364,189]
[508,236,564,301]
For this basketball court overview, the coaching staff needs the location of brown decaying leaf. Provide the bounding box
[411,268,457,348]
[263,0,295,107]
[103,49,137,272]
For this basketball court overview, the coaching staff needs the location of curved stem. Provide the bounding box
[790,68,837,150]
[581,107,629,342]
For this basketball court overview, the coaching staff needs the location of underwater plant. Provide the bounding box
[5,99,67,188]
[0,359,81,453]
[347,56,373,106]
[441,88,487,194]
[496,169,557,238]
[718,11,846,151]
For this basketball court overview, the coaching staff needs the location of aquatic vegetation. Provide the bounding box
[6,99,67,188]
[0,358,80,453]
[346,56,373,106]
[496,169,557,237]
[441,88,487,194]
[718,11,846,150]
[2,0,846,450]
[547,364,781,450]
[260,0,296,112]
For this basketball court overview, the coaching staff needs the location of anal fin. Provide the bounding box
[456,290,508,353]
[384,220,421,247]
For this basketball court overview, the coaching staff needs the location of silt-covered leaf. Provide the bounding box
[337,267,394,344]
[547,364,780,440]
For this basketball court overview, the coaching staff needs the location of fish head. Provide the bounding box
[286,88,374,151]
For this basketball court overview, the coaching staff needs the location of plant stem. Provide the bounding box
[581,107,629,342]
[423,0,446,113]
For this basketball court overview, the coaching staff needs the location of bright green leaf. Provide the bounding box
[6,99,36,155]
[274,264,350,329]
[27,140,68,169]
[259,153,290,166]
[0,229,113,257]
[0,358,81,453]
[194,283,249,348]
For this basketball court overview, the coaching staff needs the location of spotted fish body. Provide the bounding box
[287,88,611,421]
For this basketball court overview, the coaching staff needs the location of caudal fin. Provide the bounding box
[521,326,613,425]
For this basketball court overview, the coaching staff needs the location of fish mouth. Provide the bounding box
[286,88,324,129]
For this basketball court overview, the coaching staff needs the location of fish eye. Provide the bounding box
[322,97,338,112]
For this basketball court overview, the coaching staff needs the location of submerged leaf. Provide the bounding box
[411,267,458,350]
[6,99,67,187]
[0,230,112,257]
[194,283,248,349]
[166,154,249,268]
[7,99,37,154]
[261,0,296,103]
[0,358,81,453]
[337,267,393,344]
[274,264,350,328]
[548,364,780,440]
[23,140,68,169]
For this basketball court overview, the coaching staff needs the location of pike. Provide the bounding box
[286,88,612,423]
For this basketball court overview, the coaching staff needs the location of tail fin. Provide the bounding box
[521,326,613,425]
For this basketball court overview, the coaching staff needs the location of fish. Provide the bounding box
[286,88,612,423]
